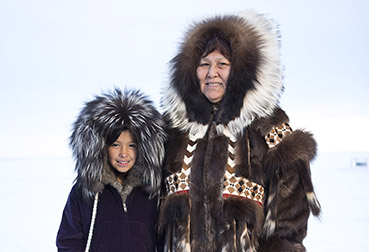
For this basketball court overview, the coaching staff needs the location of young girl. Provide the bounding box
[56,88,166,252]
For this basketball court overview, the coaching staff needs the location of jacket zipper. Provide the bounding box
[123,201,127,212]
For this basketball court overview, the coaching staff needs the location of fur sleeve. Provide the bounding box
[262,129,321,245]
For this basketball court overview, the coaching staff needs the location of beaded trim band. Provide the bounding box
[167,172,264,205]
[166,134,265,205]
[265,123,292,148]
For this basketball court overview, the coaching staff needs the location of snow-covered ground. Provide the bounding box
[304,151,369,251]
[0,151,368,251]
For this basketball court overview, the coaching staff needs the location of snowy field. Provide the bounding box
[0,151,368,251]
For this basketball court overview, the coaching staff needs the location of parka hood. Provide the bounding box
[161,11,284,137]
[70,88,166,199]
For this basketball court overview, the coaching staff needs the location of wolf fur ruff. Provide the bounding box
[161,11,284,136]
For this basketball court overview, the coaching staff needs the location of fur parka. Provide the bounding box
[159,11,320,252]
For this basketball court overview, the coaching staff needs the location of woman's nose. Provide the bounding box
[207,65,218,78]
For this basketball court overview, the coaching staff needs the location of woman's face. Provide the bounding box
[108,130,137,174]
[196,50,231,103]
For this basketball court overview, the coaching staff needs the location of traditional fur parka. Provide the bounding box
[57,88,166,251]
[158,11,321,252]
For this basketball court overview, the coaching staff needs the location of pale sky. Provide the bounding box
[1,0,368,158]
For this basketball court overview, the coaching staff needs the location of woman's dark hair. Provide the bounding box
[202,37,232,60]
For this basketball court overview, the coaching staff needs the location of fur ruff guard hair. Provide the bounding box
[70,88,166,199]
[161,11,284,135]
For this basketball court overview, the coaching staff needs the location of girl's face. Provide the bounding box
[196,50,231,103]
[108,130,137,174]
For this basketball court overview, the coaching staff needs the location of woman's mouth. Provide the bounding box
[206,82,222,86]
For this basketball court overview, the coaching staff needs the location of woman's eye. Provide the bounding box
[199,62,209,67]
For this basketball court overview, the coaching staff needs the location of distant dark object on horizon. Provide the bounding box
[352,157,368,167]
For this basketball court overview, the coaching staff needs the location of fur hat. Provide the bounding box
[161,11,284,136]
[70,88,166,199]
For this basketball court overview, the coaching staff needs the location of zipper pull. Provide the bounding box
[123,202,127,212]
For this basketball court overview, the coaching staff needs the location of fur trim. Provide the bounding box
[161,11,283,136]
[264,130,317,170]
[70,88,166,199]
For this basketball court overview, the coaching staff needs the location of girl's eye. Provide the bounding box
[111,143,120,148]
[129,143,137,148]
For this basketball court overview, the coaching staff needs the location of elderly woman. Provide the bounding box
[159,11,321,252]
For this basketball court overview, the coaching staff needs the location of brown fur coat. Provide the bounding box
[159,11,320,252]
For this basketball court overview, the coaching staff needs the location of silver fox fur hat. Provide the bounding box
[70,88,166,200]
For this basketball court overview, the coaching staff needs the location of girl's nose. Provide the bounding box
[119,147,128,157]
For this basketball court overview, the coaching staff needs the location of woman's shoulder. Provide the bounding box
[251,107,290,136]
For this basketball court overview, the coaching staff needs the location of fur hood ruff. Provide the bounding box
[70,88,166,200]
[161,11,284,138]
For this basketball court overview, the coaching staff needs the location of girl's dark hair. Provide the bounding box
[106,126,137,146]
[202,37,232,60]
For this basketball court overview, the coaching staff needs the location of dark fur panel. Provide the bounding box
[188,136,210,251]
[235,127,269,186]
[206,134,229,198]
[206,134,230,250]
[261,172,310,251]
[189,125,229,251]
[274,166,310,240]
[158,194,191,252]
[258,236,306,252]
[220,197,264,251]
[260,163,311,251]
[163,127,189,174]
